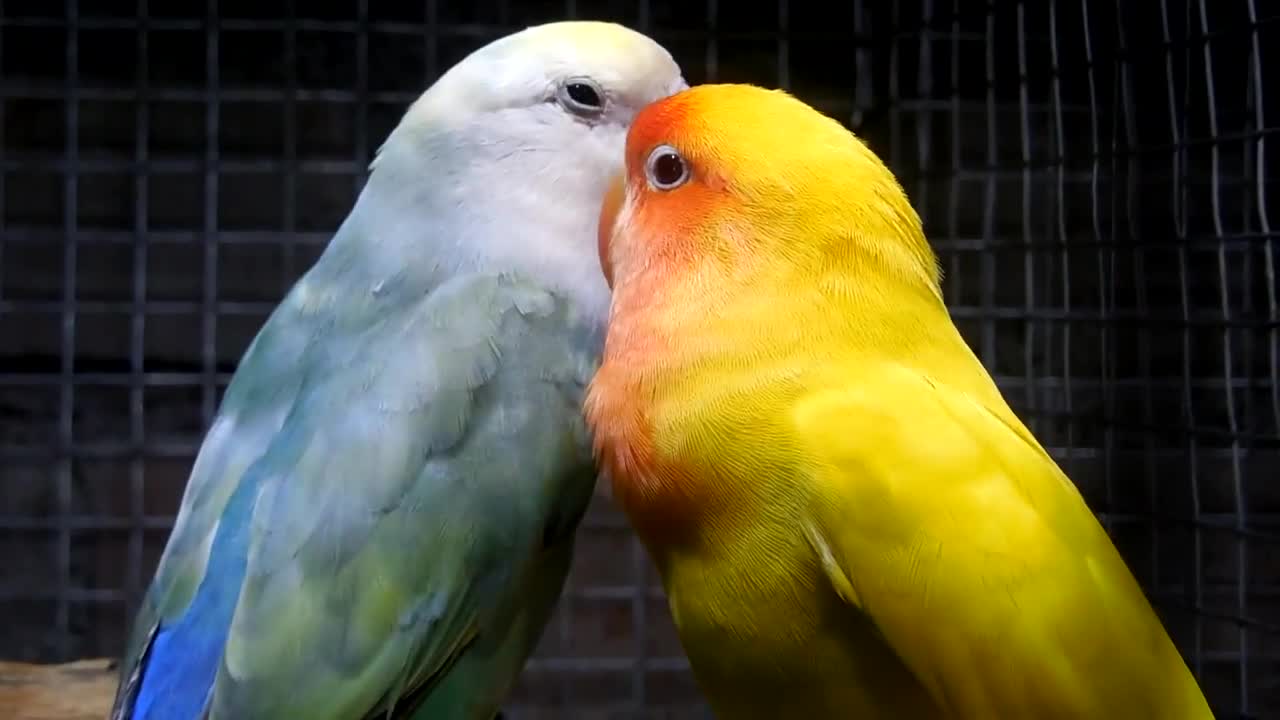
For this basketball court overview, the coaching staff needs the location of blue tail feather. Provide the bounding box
[130,476,260,720]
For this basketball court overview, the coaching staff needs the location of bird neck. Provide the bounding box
[291,145,614,328]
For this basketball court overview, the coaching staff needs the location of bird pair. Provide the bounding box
[112,20,1213,720]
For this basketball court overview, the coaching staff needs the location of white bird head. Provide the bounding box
[338,21,687,321]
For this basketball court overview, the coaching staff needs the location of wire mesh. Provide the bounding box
[0,1,1275,718]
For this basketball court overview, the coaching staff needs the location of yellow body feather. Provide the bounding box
[587,84,1213,719]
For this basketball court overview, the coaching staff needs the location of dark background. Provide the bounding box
[0,0,1277,718]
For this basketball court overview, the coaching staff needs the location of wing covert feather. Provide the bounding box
[794,362,1212,719]
[119,272,600,720]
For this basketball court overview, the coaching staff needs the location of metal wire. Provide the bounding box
[50,0,77,662]
[1194,1,1250,709]
[0,2,1276,717]
[127,0,148,616]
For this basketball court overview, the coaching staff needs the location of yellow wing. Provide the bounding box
[793,361,1214,720]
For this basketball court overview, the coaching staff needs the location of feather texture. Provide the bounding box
[119,269,601,720]
[114,21,683,719]
[587,84,1213,719]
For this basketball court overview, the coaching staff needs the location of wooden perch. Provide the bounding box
[0,659,117,720]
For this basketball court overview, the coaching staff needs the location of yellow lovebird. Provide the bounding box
[585,84,1213,719]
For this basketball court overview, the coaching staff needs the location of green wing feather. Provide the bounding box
[116,270,600,720]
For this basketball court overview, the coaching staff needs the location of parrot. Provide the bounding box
[110,21,685,720]
[586,83,1214,720]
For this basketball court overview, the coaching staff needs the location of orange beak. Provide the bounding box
[597,173,626,289]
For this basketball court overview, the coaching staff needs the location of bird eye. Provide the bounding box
[645,145,689,191]
[556,77,606,117]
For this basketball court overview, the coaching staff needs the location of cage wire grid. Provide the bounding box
[0,0,1276,717]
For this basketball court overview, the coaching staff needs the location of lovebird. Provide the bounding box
[586,84,1214,719]
[111,22,685,720]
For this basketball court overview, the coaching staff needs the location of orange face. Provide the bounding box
[597,174,625,288]
[596,87,739,291]
[598,83,921,296]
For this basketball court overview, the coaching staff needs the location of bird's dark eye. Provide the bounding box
[556,77,606,117]
[567,83,601,107]
[645,145,689,191]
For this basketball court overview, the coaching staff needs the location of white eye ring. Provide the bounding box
[555,77,606,118]
[645,144,690,191]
